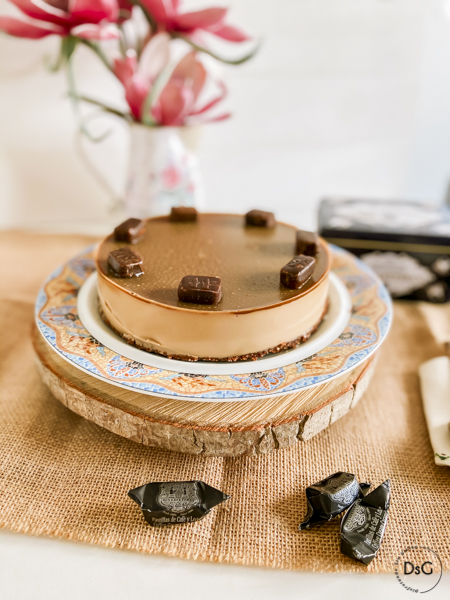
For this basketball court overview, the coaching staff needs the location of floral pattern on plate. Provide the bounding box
[35,245,392,400]
[106,355,161,379]
[230,369,285,391]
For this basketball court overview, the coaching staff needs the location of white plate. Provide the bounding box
[77,271,352,377]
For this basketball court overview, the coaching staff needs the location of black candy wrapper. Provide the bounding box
[340,479,390,565]
[299,472,370,530]
[128,480,230,527]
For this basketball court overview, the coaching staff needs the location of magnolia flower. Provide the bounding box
[0,0,120,39]
[114,32,229,125]
[140,0,250,42]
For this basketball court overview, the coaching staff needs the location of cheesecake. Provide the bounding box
[95,212,331,361]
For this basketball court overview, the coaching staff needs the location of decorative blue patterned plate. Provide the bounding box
[35,245,392,402]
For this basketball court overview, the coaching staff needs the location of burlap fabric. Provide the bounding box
[1,231,449,572]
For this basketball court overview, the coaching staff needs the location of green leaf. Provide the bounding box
[434,452,450,461]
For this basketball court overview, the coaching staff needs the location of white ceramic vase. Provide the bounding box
[124,124,204,218]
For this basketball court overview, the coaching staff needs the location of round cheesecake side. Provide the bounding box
[95,214,331,361]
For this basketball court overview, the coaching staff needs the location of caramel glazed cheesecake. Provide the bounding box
[95,208,331,362]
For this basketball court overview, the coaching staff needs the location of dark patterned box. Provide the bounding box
[318,199,450,303]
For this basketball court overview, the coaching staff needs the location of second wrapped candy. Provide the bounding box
[299,472,370,530]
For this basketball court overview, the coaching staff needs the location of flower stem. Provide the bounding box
[44,37,65,72]
[76,95,130,120]
[66,51,105,141]
[174,34,261,66]
[118,23,127,56]
[141,60,179,126]
[61,35,77,63]
[130,0,156,32]
[78,38,113,72]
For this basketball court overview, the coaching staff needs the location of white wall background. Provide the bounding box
[2,0,450,233]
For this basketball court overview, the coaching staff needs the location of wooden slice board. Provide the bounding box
[33,325,376,456]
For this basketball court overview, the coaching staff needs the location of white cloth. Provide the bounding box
[418,356,450,466]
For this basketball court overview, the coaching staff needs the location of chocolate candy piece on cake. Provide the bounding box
[280,255,315,289]
[170,206,198,222]
[299,472,371,530]
[245,209,275,228]
[108,247,144,278]
[296,230,319,256]
[340,480,391,565]
[128,480,230,527]
[178,275,222,305]
[114,218,145,244]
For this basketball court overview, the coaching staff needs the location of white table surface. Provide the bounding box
[2,0,450,597]
[1,529,449,600]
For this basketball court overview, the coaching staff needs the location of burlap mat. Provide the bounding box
[1,231,449,573]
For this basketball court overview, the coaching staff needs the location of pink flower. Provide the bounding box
[114,31,170,120]
[0,0,120,39]
[161,165,181,189]
[141,0,250,42]
[114,32,229,125]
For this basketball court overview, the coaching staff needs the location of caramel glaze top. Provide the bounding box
[96,214,331,313]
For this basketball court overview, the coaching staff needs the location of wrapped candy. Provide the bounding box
[299,472,370,530]
[340,479,391,565]
[128,480,230,527]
